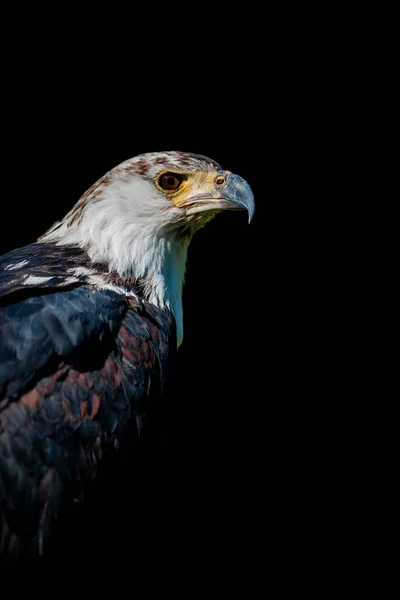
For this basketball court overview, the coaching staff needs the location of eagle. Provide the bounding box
[0,150,254,558]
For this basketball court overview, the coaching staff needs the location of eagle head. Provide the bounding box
[40,151,254,345]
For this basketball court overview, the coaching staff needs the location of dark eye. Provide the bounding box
[158,172,183,191]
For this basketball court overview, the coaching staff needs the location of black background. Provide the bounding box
[0,30,344,583]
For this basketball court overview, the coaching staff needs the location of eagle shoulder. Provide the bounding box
[0,245,176,557]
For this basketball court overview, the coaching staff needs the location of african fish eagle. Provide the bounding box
[0,151,254,558]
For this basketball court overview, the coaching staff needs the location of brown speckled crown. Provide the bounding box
[120,151,222,178]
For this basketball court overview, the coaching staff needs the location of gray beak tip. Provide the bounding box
[225,173,255,225]
[248,207,255,224]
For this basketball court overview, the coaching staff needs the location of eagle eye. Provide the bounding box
[158,172,184,191]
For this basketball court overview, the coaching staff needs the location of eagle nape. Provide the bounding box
[0,151,254,559]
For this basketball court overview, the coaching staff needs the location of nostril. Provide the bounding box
[215,177,225,186]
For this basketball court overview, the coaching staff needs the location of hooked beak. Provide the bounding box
[182,171,255,224]
[217,172,255,224]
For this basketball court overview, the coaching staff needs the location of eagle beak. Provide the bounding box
[217,172,255,224]
[180,171,255,223]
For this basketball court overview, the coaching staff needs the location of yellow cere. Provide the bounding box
[159,171,219,208]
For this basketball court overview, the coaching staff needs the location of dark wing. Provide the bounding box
[0,242,99,301]
[0,256,176,558]
[0,286,127,400]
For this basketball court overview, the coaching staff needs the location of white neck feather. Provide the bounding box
[41,176,190,345]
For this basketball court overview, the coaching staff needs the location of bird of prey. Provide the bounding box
[0,150,254,558]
